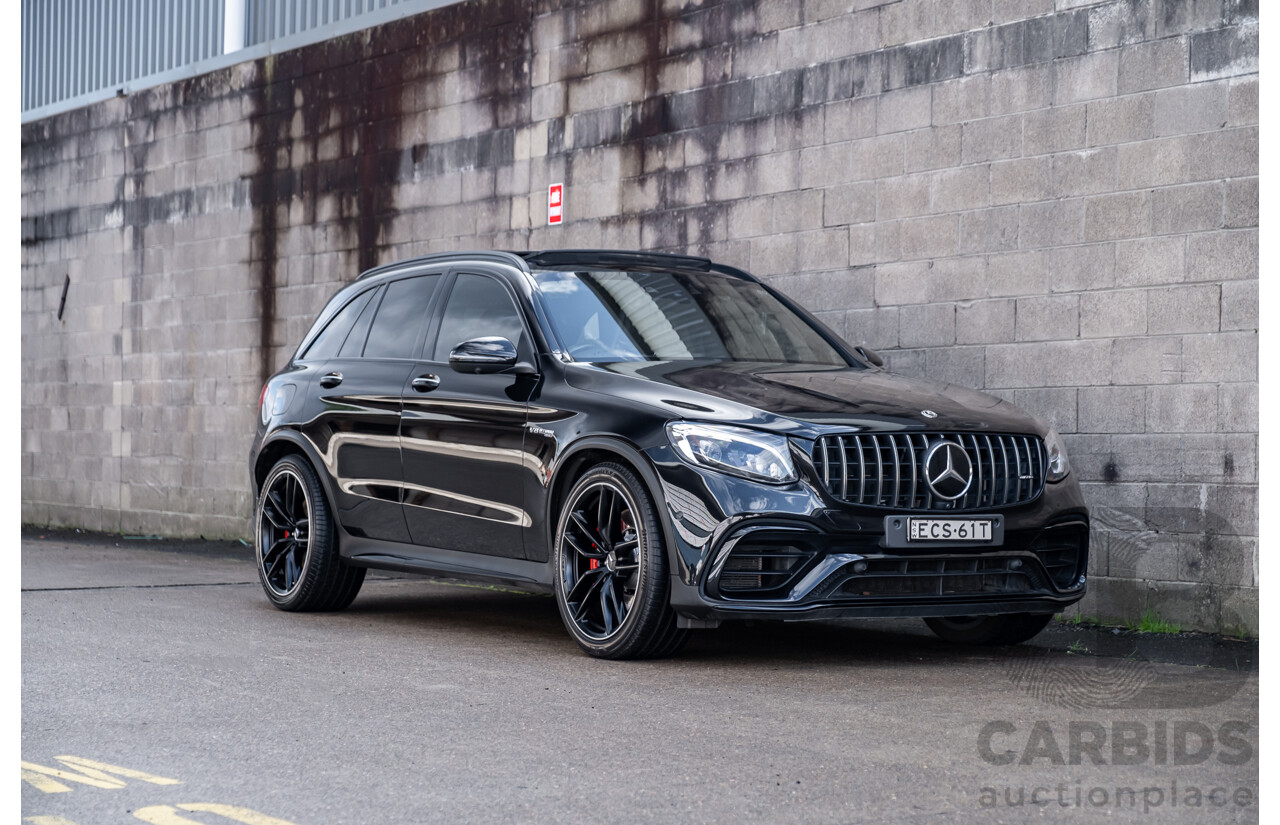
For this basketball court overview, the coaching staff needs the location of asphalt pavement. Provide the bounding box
[22,530,1258,824]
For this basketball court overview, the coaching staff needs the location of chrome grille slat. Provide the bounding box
[814,432,1047,511]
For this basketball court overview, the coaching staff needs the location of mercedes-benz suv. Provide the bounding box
[249,249,1088,659]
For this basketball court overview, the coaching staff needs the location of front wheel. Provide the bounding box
[553,462,687,659]
[924,613,1054,645]
[255,454,365,611]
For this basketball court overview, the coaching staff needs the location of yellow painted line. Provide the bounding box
[20,762,125,790]
[133,805,302,825]
[20,769,73,793]
[54,755,181,785]
[179,803,302,825]
[25,816,82,824]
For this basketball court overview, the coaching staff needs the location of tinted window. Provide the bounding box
[431,274,528,362]
[363,276,440,359]
[338,285,384,358]
[533,269,849,366]
[302,289,376,361]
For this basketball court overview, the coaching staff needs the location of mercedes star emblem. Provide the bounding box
[923,440,973,500]
[921,409,937,418]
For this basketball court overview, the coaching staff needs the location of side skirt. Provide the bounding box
[341,535,554,593]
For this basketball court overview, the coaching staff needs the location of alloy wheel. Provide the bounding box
[257,468,312,597]
[559,480,642,640]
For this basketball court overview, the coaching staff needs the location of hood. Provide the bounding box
[565,360,1047,437]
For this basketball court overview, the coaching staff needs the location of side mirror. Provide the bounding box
[449,337,518,373]
[854,345,884,367]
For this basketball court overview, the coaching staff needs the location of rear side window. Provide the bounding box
[302,288,376,361]
[338,285,384,358]
[431,274,528,362]
[363,275,441,359]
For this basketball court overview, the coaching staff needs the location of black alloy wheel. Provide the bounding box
[553,463,686,659]
[255,454,365,611]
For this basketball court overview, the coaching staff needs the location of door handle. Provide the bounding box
[319,372,343,388]
[411,374,441,393]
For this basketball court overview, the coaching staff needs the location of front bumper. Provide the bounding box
[647,443,1089,623]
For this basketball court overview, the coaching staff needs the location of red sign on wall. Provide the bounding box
[548,183,563,225]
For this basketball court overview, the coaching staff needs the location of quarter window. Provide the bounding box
[302,288,376,361]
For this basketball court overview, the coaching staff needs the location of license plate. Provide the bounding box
[908,518,993,542]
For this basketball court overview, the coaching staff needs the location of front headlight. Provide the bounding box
[1044,428,1071,482]
[666,422,797,484]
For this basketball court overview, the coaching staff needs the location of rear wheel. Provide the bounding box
[924,613,1054,645]
[255,454,365,611]
[553,462,687,659]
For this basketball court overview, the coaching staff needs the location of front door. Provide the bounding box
[400,272,534,558]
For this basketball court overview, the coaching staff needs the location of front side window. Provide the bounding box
[431,274,528,362]
[362,275,440,359]
[533,269,850,366]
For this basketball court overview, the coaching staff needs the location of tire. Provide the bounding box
[924,613,1054,645]
[255,454,365,612]
[552,462,688,660]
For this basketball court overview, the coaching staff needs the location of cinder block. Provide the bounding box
[1110,335,1183,385]
[1054,50,1119,104]
[1078,386,1146,433]
[958,205,1020,254]
[1085,93,1155,146]
[876,86,932,135]
[843,305,899,350]
[924,345,985,388]
[989,63,1052,115]
[1116,135,1190,189]
[1115,235,1185,287]
[960,114,1022,164]
[990,157,1052,206]
[899,214,958,260]
[875,173,931,220]
[1051,146,1117,197]
[1015,293,1079,341]
[795,229,850,271]
[847,222,877,266]
[823,97,876,143]
[1187,126,1257,181]
[1185,229,1257,282]
[1146,384,1218,432]
[874,260,932,306]
[985,339,1111,388]
[931,75,990,125]
[1218,382,1258,432]
[1154,79,1229,136]
[899,303,956,348]
[926,255,987,302]
[1117,36,1190,94]
[823,182,876,227]
[1048,241,1115,293]
[1146,284,1220,334]
[1019,199,1084,248]
[986,249,1046,296]
[1083,190,1151,242]
[1219,279,1257,332]
[1227,75,1258,125]
[904,124,962,172]
[1224,176,1258,228]
[1181,330,1257,383]
[955,298,1015,344]
[1080,288,1146,338]
[1151,181,1224,235]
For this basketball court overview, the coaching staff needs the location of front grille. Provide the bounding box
[813,432,1046,511]
[836,556,1040,597]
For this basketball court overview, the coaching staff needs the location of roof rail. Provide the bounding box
[356,250,529,280]
[516,249,712,271]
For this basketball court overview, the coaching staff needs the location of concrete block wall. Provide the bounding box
[21,0,1258,633]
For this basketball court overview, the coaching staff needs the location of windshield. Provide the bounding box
[533,269,851,366]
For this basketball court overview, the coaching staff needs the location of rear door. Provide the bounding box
[399,271,534,558]
[306,273,443,543]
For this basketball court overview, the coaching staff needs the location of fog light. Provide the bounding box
[1010,559,1023,570]
[853,561,868,574]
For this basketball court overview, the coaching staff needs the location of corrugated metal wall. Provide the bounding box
[21,0,426,114]
[244,0,414,44]
[22,0,227,112]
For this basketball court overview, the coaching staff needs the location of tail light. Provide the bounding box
[258,382,268,412]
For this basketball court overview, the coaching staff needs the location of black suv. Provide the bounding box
[250,249,1088,659]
